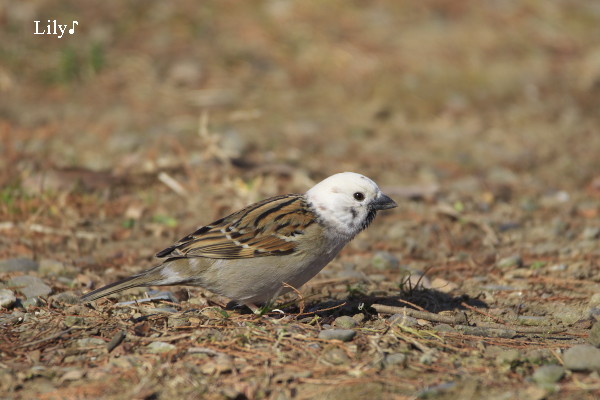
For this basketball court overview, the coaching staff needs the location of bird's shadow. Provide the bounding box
[229,287,489,320]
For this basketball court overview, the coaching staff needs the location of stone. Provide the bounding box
[352,313,365,324]
[496,255,523,269]
[318,329,356,342]
[563,344,600,371]
[582,227,600,240]
[0,258,38,273]
[9,275,52,298]
[64,316,85,328]
[75,338,105,347]
[0,289,16,309]
[334,316,357,329]
[589,322,600,347]
[49,292,80,305]
[321,347,350,365]
[495,349,521,365]
[384,353,407,367]
[60,369,85,382]
[589,293,600,309]
[388,314,418,327]
[147,342,176,353]
[22,297,43,308]
[532,365,565,384]
[199,355,234,374]
[431,277,458,293]
[554,306,584,325]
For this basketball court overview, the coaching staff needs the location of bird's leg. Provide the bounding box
[245,302,261,314]
[245,286,286,315]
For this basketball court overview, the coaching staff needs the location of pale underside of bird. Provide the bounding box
[80,172,397,312]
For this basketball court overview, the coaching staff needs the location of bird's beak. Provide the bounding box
[371,192,397,210]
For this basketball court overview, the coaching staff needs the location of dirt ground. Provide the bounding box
[2,1,600,399]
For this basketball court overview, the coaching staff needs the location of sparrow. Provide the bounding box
[81,172,397,312]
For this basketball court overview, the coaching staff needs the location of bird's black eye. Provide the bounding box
[353,192,365,201]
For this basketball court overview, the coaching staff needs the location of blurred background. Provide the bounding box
[3,2,600,398]
[1,0,599,264]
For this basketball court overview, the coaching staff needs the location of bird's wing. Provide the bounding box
[155,194,316,259]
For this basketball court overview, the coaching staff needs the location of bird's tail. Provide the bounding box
[80,268,165,303]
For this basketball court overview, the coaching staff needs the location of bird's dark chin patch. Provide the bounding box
[349,207,358,219]
[360,210,377,231]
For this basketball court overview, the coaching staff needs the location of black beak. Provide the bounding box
[370,193,397,211]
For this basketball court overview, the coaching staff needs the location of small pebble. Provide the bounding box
[199,355,234,374]
[589,322,600,347]
[589,293,600,308]
[60,369,85,382]
[548,264,567,272]
[582,227,600,240]
[0,258,39,273]
[384,353,407,367]
[496,255,523,269]
[352,313,365,323]
[22,297,43,308]
[554,307,584,325]
[388,314,418,327]
[63,316,85,328]
[430,277,458,293]
[147,342,176,353]
[9,275,52,298]
[0,289,16,309]
[320,347,350,365]
[563,344,600,371]
[318,329,356,342]
[334,316,357,329]
[419,351,435,365]
[49,292,80,305]
[532,365,565,384]
[75,338,106,347]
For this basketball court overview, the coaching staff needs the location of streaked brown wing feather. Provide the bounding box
[155,194,315,259]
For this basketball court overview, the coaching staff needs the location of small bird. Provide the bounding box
[81,172,397,312]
